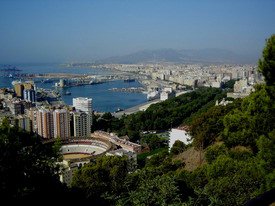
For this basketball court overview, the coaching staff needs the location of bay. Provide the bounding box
[0,63,147,112]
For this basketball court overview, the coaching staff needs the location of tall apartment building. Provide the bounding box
[73,97,92,113]
[37,108,54,139]
[7,99,24,115]
[17,115,32,132]
[23,89,36,103]
[53,109,70,139]
[14,84,24,98]
[14,81,34,98]
[26,107,38,133]
[72,111,91,138]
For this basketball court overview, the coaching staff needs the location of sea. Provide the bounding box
[0,63,147,112]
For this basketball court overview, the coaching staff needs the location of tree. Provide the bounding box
[170,140,186,155]
[72,155,129,205]
[222,85,275,149]
[190,103,239,149]
[0,120,67,202]
[125,175,182,206]
[258,34,275,86]
[141,134,167,150]
[195,156,266,206]
[52,137,62,160]
[205,143,228,163]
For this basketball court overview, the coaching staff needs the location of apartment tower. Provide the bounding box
[37,108,54,139]
[53,109,70,139]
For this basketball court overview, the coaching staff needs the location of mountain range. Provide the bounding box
[95,48,257,64]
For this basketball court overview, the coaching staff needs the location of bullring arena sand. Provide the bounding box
[61,142,109,160]
[63,153,92,160]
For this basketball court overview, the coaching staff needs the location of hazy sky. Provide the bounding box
[0,0,275,63]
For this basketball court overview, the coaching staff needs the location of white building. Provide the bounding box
[59,160,89,186]
[163,87,173,93]
[169,127,192,150]
[160,88,175,101]
[73,97,92,113]
[215,98,233,106]
[23,89,36,103]
[106,148,137,162]
[234,79,248,93]
[211,81,221,88]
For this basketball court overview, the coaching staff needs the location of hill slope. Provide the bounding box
[95,48,256,64]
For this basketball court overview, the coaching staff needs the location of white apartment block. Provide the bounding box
[73,97,92,113]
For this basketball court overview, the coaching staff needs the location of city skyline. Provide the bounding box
[0,0,275,63]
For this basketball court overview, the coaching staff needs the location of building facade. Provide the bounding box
[73,97,92,113]
[23,89,36,103]
[37,108,54,139]
[53,109,70,139]
[72,111,91,138]
[14,81,34,98]
[17,115,32,132]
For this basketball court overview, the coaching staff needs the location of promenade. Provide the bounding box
[113,99,160,118]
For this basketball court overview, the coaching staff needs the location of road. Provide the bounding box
[113,99,161,118]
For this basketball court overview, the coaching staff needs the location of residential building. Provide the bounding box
[26,107,38,133]
[37,108,54,139]
[53,109,70,139]
[17,115,32,132]
[72,111,91,138]
[23,89,36,103]
[14,81,34,98]
[14,84,24,98]
[73,97,92,113]
[5,99,24,115]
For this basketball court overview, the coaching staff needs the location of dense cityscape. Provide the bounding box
[1,1,275,205]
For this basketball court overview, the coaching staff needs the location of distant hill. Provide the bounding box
[95,48,257,64]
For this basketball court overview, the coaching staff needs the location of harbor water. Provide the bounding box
[0,63,147,112]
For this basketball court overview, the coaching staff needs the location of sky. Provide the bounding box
[0,0,275,63]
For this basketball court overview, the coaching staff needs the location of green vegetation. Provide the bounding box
[137,147,168,168]
[140,134,167,150]
[0,118,67,201]
[222,79,237,90]
[72,156,129,205]
[170,140,186,155]
[190,100,242,149]
[258,34,275,86]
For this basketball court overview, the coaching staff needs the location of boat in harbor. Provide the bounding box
[64,91,71,95]
[41,78,53,83]
[115,108,124,113]
[124,78,135,82]
[89,79,105,85]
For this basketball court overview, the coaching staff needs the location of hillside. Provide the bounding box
[174,147,206,171]
[95,48,256,64]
